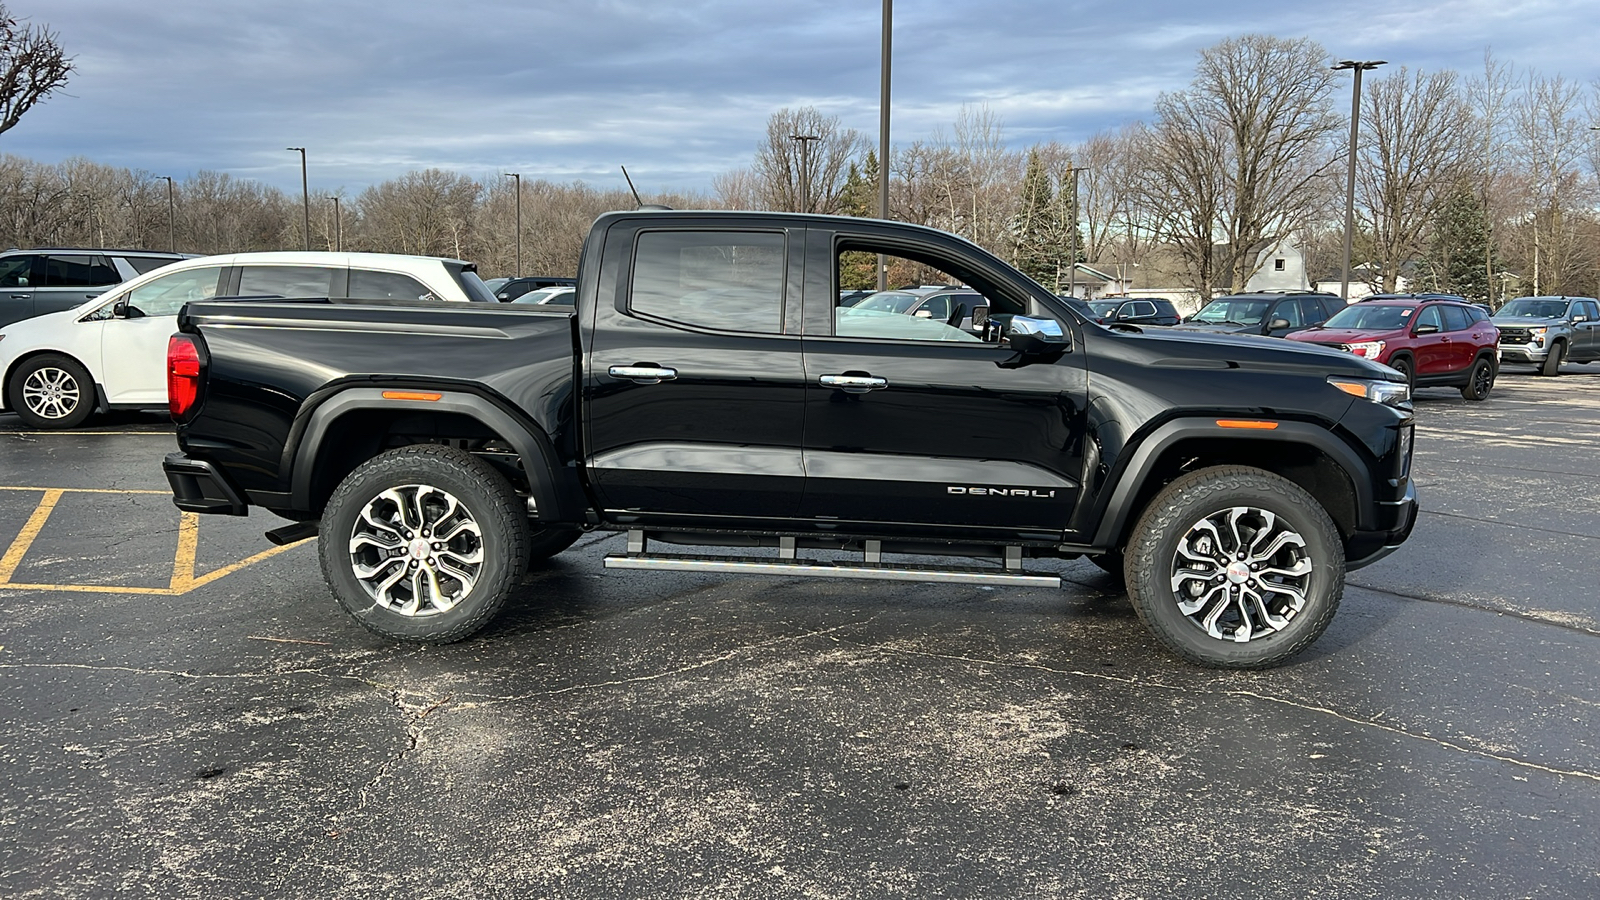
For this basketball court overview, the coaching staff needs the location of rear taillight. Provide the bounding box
[167,334,202,420]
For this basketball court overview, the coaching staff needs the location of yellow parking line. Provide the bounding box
[0,489,64,584]
[0,486,168,495]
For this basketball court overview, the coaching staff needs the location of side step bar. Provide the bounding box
[603,531,1060,588]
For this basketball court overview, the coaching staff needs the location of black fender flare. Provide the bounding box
[1088,418,1375,548]
[288,387,569,522]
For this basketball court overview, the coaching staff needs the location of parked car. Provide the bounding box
[1172,291,1344,338]
[1086,298,1182,327]
[1491,295,1600,377]
[0,251,493,429]
[512,286,576,306]
[846,287,990,332]
[483,277,512,293]
[0,247,190,328]
[165,210,1416,669]
[1286,294,1499,400]
[493,276,576,302]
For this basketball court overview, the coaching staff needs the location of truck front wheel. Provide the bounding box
[319,446,529,643]
[1123,466,1344,669]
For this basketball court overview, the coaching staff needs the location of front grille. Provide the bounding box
[1499,330,1531,345]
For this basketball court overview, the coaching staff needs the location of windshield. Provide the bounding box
[1322,304,1416,331]
[852,291,921,315]
[1497,298,1570,319]
[1088,301,1121,317]
[1192,298,1271,325]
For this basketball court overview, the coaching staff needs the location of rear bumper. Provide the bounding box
[163,452,249,516]
[1345,480,1417,571]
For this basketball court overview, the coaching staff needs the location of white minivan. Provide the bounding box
[0,251,495,428]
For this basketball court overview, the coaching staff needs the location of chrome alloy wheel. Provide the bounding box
[22,366,81,420]
[347,484,484,617]
[1168,506,1313,643]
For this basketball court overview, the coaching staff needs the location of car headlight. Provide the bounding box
[1343,340,1385,359]
[1529,327,1546,344]
[1329,376,1411,408]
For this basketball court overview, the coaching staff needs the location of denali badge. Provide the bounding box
[947,486,1056,498]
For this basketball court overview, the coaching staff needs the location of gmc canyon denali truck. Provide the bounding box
[163,211,1416,668]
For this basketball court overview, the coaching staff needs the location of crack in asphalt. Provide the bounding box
[1416,508,1600,542]
[854,641,1600,786]
[357,689,453,809]
[1344,581,1600,638]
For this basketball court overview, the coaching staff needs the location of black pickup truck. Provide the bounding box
[163,211,1416,668]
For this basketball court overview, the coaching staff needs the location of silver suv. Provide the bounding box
[0,248,188,328]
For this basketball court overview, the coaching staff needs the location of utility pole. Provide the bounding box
[287,147,310,251]
[331,196,343,252]
[1063,166,1088,297]
[790,134,820,213]
[1332,60,1385,301]
[504,173,522,277]
[160,176,176,253]
[877,0,892,290]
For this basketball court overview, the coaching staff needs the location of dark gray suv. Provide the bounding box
[0,249,188,327]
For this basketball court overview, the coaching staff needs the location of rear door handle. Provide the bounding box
[607,364,677,385]
[9,293,26,299]
[819,374,888,393]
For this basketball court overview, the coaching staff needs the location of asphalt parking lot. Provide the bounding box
[2,368,1599,899]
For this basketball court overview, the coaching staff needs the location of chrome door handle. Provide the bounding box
[819,374,888,393]
[9,293,26,299]
[608,364,677,385]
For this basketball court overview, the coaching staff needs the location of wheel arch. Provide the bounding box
[3,348,98,416]
[1089,420,1369,554]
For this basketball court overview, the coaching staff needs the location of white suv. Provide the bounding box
[0,251,495,428]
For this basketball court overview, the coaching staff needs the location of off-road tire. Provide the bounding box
[319,445,529,643]
[7,354,96,429]
[1540,342,1564,377]
[527,525,583,563]
[1461,358,1495,400]
[1123,466,1344,669]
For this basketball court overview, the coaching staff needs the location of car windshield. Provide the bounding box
[1192,298,1271,325]
[1088,301,1121,317]
[512,287,563,304]
[1498,298,1570,319]
[851,291,921,315]
[1322,304,1416,330]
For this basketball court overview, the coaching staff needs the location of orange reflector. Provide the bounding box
[1216,419,1278,430]
[381,391,443,402]
[1329,380,1368,398]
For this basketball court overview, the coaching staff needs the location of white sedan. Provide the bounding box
[0,251,495,428]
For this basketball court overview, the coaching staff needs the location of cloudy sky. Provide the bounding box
[8,0,1597,197]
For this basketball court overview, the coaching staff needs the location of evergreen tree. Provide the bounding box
[837,153,880,289]
[1013,149,1058,286]
[1424,185,1495,306]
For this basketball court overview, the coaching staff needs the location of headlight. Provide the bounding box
[1329,376,1411,408]
[1343,340,1385,359]
[1529,327,1546,344]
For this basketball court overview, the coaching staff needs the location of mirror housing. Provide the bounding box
[1413,323,1439,335]
[1006,316,1071,356]
[1267,317,1291,330]
[913,309,932,318]
[112,299,145,319]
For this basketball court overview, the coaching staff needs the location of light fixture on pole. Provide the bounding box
[330,196,342,252]
[878,0,892,290]
[789,134,820,213]
[504,173,522,278]
[1332,60,1385,301]
[160,176,176,253]
[287,147,310,251]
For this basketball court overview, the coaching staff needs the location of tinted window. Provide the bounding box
[1301,297,1329,324]
[1578,301,1600,320]
[1124,301,1156,318]
[1272,299,1303,327]
[124,266,224,317]
[42,254,117,287]
[1441,305,1473,332]
[919,293,953,321]
[349,269,439,301]
[123,256,182,275]
[0,255,32,287]
[238,265,334,298]
[629,231,785,334]
[1193,298,1272,325]
[1414,305,1443,332]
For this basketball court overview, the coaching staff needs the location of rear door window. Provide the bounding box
[0,255,33,287]
[628,231,785,334]
[42,254,118,287]
[1442,305,1473,332]
[349,269,439,301]
[237,265,335,298]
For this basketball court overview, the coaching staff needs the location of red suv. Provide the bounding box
[1286,294,1499,400]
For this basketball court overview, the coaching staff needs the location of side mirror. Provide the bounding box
[1268,317,1291,330]
[1575,315,1589,323]
[1006,316,1071,356]
[913,309,933,318]
[1413,323,1440,335]
[113,299,145,319]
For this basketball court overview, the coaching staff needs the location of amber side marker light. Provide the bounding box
[1216,419,1279,430]
[1329,381,1369,398]
[381,391,443,402]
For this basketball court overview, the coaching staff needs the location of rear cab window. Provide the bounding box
[628,231,786,334]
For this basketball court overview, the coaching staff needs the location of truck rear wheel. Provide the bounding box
[319,446,529,643]
[1123,466,1343,669]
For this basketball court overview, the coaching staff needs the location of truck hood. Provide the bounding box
[1491,316,1564,328]
[1110,326,1398,379]
[1285,327,1401,345]
[1170,322,1256,334]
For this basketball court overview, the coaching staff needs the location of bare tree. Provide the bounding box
[753,107,864,214]
[1356,67,1474,291]
[0,3,72,136]
[355,169,481,258]
[1140,35,1341,297]
[1510,72,1593,294]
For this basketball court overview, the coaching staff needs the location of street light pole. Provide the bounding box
[878,0,891,290]
[790,134,820,213]
[504,173,522,277]
[287,147,310,251]
[1063,166,1088,297]
[331,196,342,252]
[160,176,176,253]
[1333,60,1385,301]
